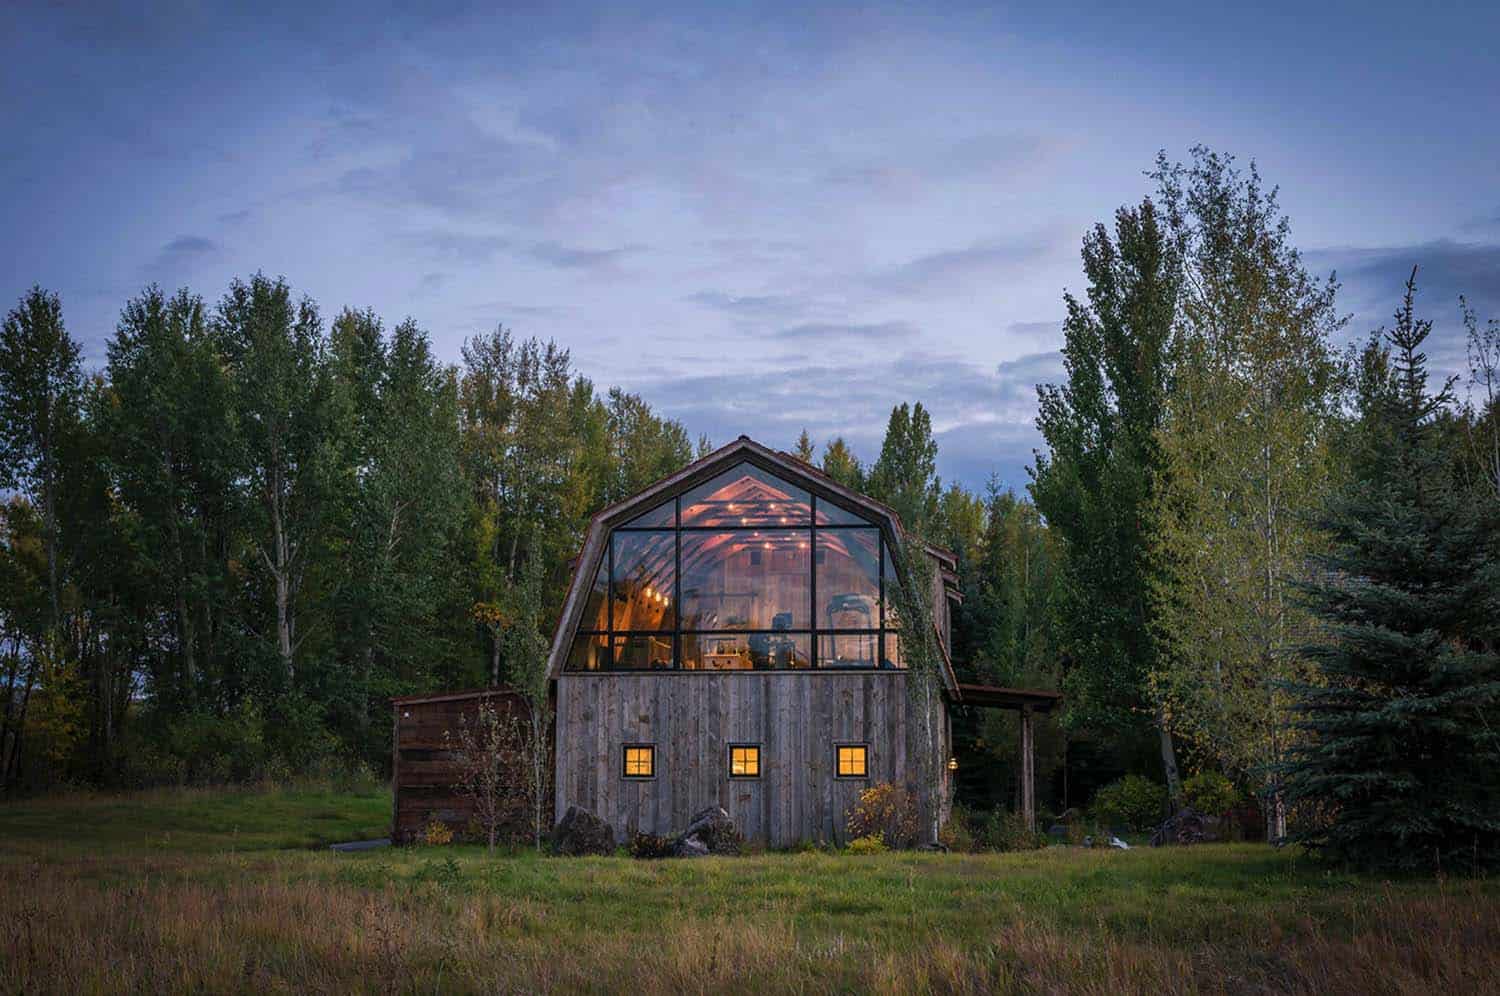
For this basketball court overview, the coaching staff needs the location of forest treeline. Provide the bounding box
[0,270,1049,793]
[2,147,1498,870]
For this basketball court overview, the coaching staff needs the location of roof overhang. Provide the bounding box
[953,683,1062,712]
[545,435,958,691]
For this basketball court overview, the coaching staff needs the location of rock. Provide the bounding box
[678,805,742,855]
[669,835,711,858]
[628,831,673,859]
[1149,807,1221,847]
[550,806,615,856]
[1108,836,1130,850]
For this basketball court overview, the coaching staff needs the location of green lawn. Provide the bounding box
[1,786,1495,994]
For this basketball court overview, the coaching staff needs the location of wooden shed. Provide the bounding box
[390,687,547,844]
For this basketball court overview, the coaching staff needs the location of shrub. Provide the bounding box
[846,782,918,849]
[421,819,453,846]
[938,804,978,852]
[846,834,887,855]
[1183,771,1241,815]
[1091,775,1168,832]
[978,810,1044,852]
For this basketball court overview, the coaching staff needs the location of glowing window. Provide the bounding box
[622,744,655,779]
[836,744,868,778]
[729,744,761,778]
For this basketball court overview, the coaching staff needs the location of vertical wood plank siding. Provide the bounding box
[555,671,945,847]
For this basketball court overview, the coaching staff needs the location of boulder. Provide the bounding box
[551,806,616,856]
[679,805,742,855]
[669,835,711,858]
[628,831,673,859]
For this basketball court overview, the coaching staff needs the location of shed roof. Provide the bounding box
[954,683,1062,712]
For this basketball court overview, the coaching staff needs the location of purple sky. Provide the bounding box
[3,1,1497,490]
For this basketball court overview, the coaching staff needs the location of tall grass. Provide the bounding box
[1,787,1496,994]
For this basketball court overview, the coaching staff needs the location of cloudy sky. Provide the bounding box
[3,1,1497,490]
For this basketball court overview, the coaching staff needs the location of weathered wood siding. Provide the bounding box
[554,672,947,847]
[392,690,541,844]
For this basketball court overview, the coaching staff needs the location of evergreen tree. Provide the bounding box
[1283,270,1500,872]
[820,437,864,490]
[793,428,815,462]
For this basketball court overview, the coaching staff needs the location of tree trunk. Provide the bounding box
[1156,711,1184,807]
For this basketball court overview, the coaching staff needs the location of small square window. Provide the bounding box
[836,744,868,779]
[623,744,655,779]
[729,744,761,778]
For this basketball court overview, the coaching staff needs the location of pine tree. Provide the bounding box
[1283,270,1500,872]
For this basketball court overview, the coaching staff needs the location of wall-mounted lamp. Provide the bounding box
[946,756,958,772]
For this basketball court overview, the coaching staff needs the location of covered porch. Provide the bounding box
[954,683,1062,831]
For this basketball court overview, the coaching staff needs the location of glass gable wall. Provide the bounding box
[566,461,906,671]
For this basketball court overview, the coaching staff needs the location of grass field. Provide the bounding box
[1,786,1496,994]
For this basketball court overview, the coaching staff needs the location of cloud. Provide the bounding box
[1460,209,1500,234]
[1310,239,1500,374]
[632,348,1060,490]
[770,321,917,342]
[821,132,1062,194]
[527,241,639,270]
[415,272,448,296]
[871,230,1067,296]
[144,234,221,280]
[408,230,512,263]
[686,290,814,322]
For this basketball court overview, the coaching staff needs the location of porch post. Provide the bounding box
[1020,705,1035,831]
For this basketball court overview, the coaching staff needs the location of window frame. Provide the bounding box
[834,742,870,780]
[621,743,656,780]
[569,463,906,673]
[727,742,762,779]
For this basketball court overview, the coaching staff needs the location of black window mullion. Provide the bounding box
[607,538,615,669]
[878,533,885,667]
[674,495,682,669]
[810,495,818,669]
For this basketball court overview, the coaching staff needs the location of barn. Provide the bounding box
[391,434,1056,847]
[546,435,962,847]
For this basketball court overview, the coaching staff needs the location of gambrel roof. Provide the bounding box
[546,434,959,690]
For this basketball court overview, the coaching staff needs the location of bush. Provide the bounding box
[1183,771,1241,815]
[938,804,978,852]
[421,819,453,846]
[978,809,1044,852]
[846,782,918,849]
[846,834,887,855]
[1091,775,1168,832]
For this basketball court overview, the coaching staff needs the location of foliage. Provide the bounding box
[845,833,888,855]
[421,819,454,846]
[937,803,977,852]
[0,279,697,790]
[1147,147,1346,840]
[977,808,1045,852]
[502,555,553,849]
[1282,272,1500,873]
[846,782,919,849]
[1183,771,1241,816]
[868,401,941,534]
[1029,193,1184,802]
[819,436,864,490]
[1091,774,1169,832]
[447,699,530,852]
